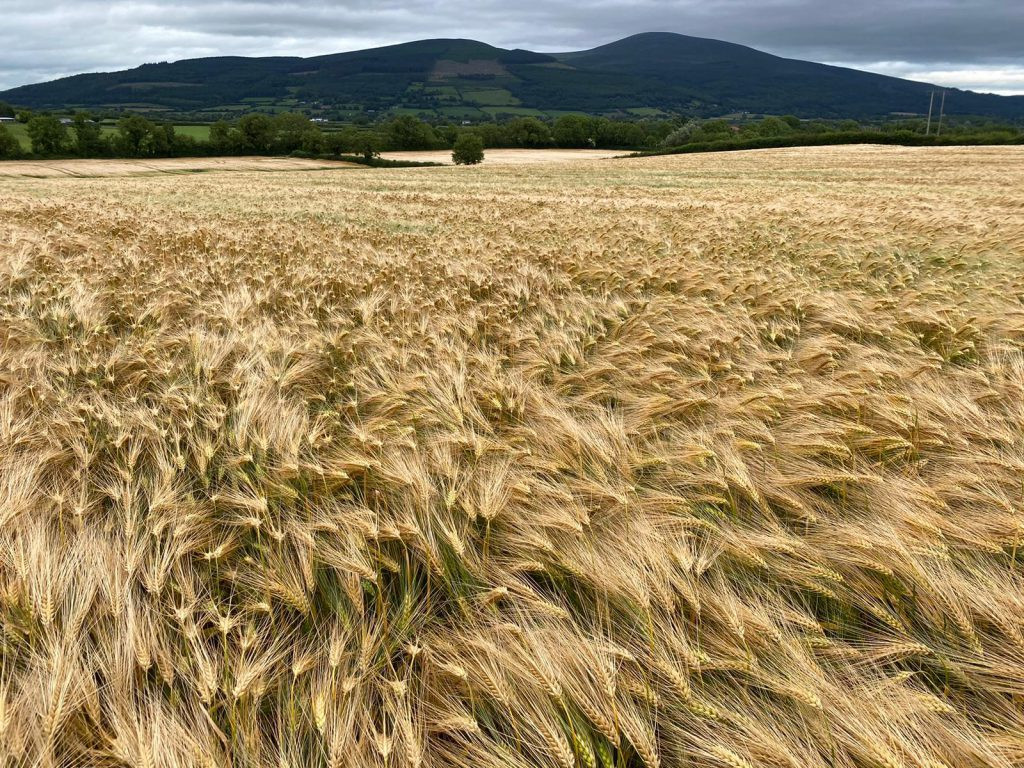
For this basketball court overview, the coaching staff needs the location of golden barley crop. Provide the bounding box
[1,145,1024,768]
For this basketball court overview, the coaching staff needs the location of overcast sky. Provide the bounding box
[1,1,1022,94]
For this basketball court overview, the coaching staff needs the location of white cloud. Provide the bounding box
[833,61,1024,96]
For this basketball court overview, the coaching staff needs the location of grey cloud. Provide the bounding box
[0,0,1021,92]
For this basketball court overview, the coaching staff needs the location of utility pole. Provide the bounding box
[936,90,946,136]
[925,91,935,135]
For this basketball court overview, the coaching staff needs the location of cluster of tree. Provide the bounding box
[209,113,330,155]
[465,115,671,149]
[244,114,676,155]
[0,113,206,159]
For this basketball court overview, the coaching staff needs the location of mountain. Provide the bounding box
[3,33,1022,120]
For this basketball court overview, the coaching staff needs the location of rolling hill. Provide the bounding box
[3,33,1022,120]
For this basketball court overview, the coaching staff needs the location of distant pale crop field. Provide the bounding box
[0,155,356,178]
[1,146,1023,768]
[380,147,623,164]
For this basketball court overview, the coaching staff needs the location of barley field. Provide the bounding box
[1,145,1024,768]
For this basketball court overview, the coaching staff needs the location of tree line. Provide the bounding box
[0,110,679,160]
[1,101,1020,162]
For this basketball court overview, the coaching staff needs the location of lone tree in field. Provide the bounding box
[452,133,484,165]
[352,130,382,162]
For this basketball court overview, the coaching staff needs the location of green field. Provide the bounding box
[172,124,211,140]
[425,85,460,98]
[391,107,438,117]
[437,106,486,118]
[480,106,546,117]
[462,88,520,106]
